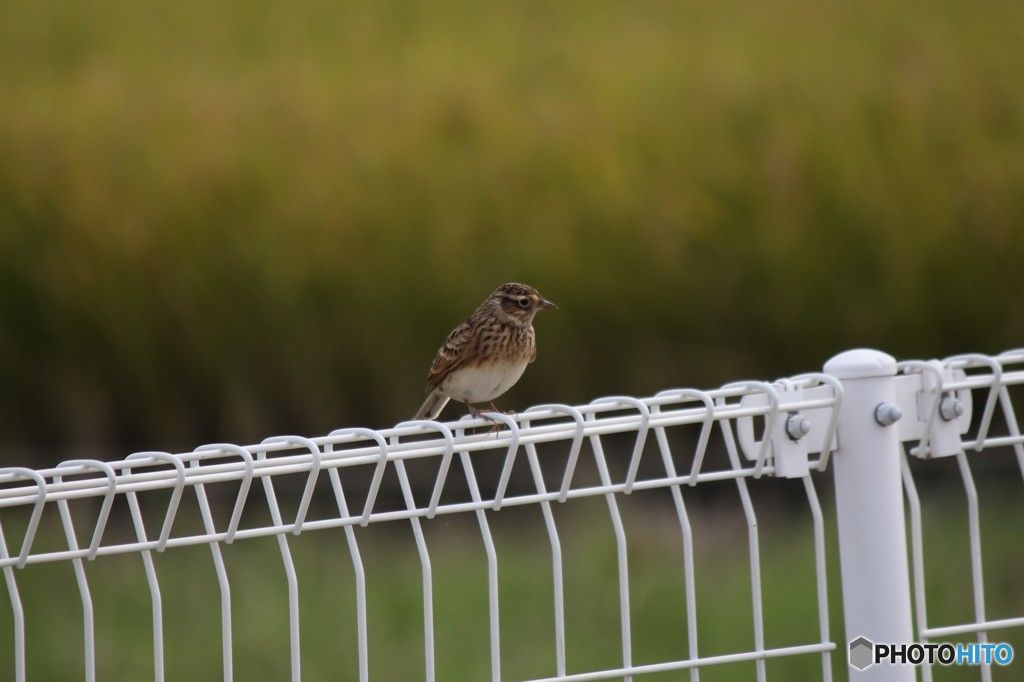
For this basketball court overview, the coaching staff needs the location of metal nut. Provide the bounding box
[874,403,903,427]
[786,414,811,441]
[939,394,964,422]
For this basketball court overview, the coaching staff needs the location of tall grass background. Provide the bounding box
[1,0,1022,463]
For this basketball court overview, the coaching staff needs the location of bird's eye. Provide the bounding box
[518,298,530,307]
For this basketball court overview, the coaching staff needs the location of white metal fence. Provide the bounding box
[0,348,1022,680]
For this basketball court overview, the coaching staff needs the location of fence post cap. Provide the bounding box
[824,348,897,379]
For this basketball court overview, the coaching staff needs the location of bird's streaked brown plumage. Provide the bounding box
[414,283,557,421]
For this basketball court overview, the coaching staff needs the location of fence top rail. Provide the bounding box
[0,373,841,508]
[1,349,1021,511]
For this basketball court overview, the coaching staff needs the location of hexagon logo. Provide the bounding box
[849,636,875,670]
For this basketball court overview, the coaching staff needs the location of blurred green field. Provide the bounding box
[2,0,1023,464]
[2,1,1022,679]
[1,474,1022,681]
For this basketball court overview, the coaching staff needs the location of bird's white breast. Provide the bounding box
[439,359,530,404]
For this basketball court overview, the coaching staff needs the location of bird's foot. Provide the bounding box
[468,403,506,434]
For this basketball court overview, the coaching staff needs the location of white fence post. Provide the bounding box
[825,349,915,681]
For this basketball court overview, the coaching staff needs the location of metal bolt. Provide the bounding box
[874,403,903,427]
[786,414,811,441]
[939,394,964,421]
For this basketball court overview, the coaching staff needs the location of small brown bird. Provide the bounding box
[414,283,557,421]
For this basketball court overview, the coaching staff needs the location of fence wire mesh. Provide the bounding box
[1,349,1022,681]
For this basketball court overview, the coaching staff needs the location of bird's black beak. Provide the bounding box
[539,299,558,310]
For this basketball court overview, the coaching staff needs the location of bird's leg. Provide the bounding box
[487,401,516,415]
[468,402,503,420]
[466,402,503,434]
[491,401,518,418]
[483,401,504,434]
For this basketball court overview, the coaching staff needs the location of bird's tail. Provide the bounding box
[414,391,450,420]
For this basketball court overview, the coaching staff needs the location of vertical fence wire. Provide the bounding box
[802,476,832,682]
[900,450,932,682]
[54,472,96,682]
[587,419,634,681]
[0,518,26,682]
[457,435,502,681]
[326,460,369,682]
[124,468,165,682]
[256,445,302,682]
[522,425,567,677]
[956,452,992,682]
[391,446,437,682]
[0,467,46,682]
[192,472,235,682]
[651,393,706,682]
[718,400,766,682]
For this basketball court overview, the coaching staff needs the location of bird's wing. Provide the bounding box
[425,318,477,391]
